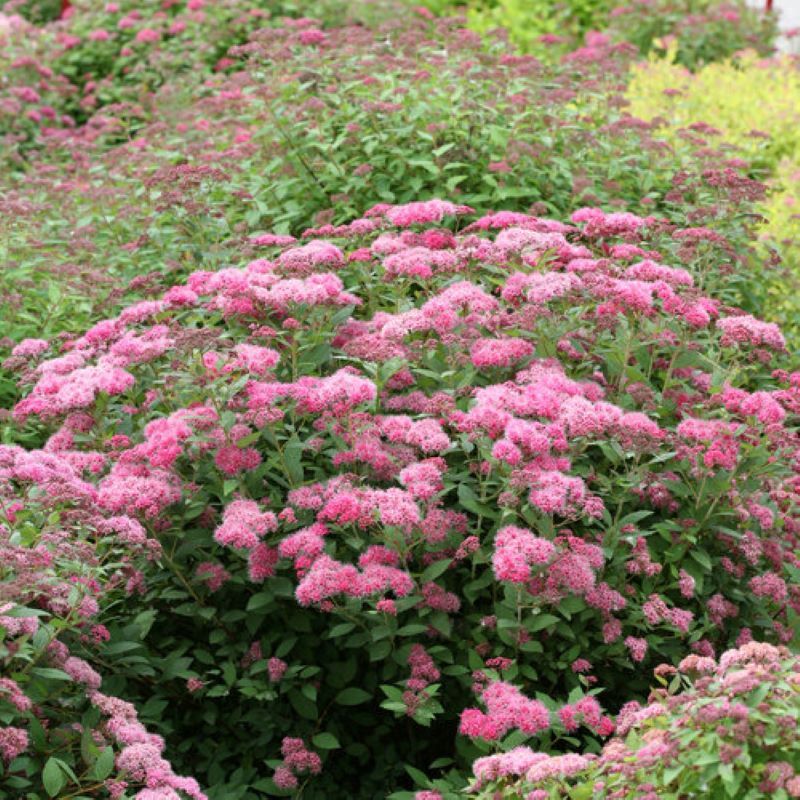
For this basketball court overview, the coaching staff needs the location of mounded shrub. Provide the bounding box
[455,641,800,799]
[604,0,777,70]
[0,6,775,413]
[2,198,799,797]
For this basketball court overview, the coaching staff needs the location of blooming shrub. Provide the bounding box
[626,47,800,346]
[627,50,800,169]
[425,0,776,64]
[3,0,61,24]
[3,198,799,796]
[457,641,800,799]
[0,0,399,160]
[0,451,205,798]
[605,0,777,70]
[0,5,776,413]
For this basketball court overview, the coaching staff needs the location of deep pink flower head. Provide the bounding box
[135,28,161,44]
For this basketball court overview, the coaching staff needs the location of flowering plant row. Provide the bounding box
[1,2,778,415]
[2,197,799,797]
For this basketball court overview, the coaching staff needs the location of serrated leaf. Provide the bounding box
[527,613,560,632]
[456,484,499,520]
[246,591,273,612]
[283,437,304,484]
[288,688,318,720]
[30,667,72,682]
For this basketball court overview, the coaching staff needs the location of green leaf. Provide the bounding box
[92,748,115,781]
[134,609,157,638]
[396,623,428,636]
[403,764,431,788]
[527,613,560,632]
[420,559,452,583]
[222,661,237,687]
[42,758,66,797]
[456,484,499,520]
[283,437,304,484]
[30,667,72,682]
[690,549,712,571]
[327,622,355,638]
[235,431,261,447]
[28,716,46,751]
[335,687,372,706]
[288,688,318,720]
[369,639,392,662]
[246,591,273,612]
[311,732,340,750]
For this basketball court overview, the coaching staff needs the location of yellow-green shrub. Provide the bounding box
[627,49,800,167]
[466,0,612,55]
[758,163,800,343]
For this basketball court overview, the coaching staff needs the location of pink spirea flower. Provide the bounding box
[10,338,49,357]
[248,543,280,582]
[214,444,262,476]
[268,657,288,682]
[277,240,344,274]
[624,636,648,662]
[195,562,230,592]
[492,525,555,583]
[0,727,28,763]
[64,656,102,689]
[135,28,161,44]
[214,500,277,550]
[717,314,785,351]
[471,337,534,369]
[298,28,326,46]
[383,199,468,227]
[460,681,551,741]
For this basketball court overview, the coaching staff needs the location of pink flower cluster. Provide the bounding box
[460,681,551,741]
[6,198,800,798]
[214,499,278,550]
[273,737,322,790]
[403,644,440,715]
[492,525,555,583]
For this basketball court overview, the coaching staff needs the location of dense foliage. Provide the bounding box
[604,0,777,70]
[0,5,780,411]
[450,641,800,798]
[421,0,776,64]
[3,198,800,798]
[1,2,797,799]
[464,0,613,55]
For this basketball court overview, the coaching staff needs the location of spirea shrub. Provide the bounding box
[627,50,800,169]
[3,198,799,797]
[457,641,800,799]
[0,2,775,402]
[0,0,398,165]
[605,0,777,70]
[2,0,60,24]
